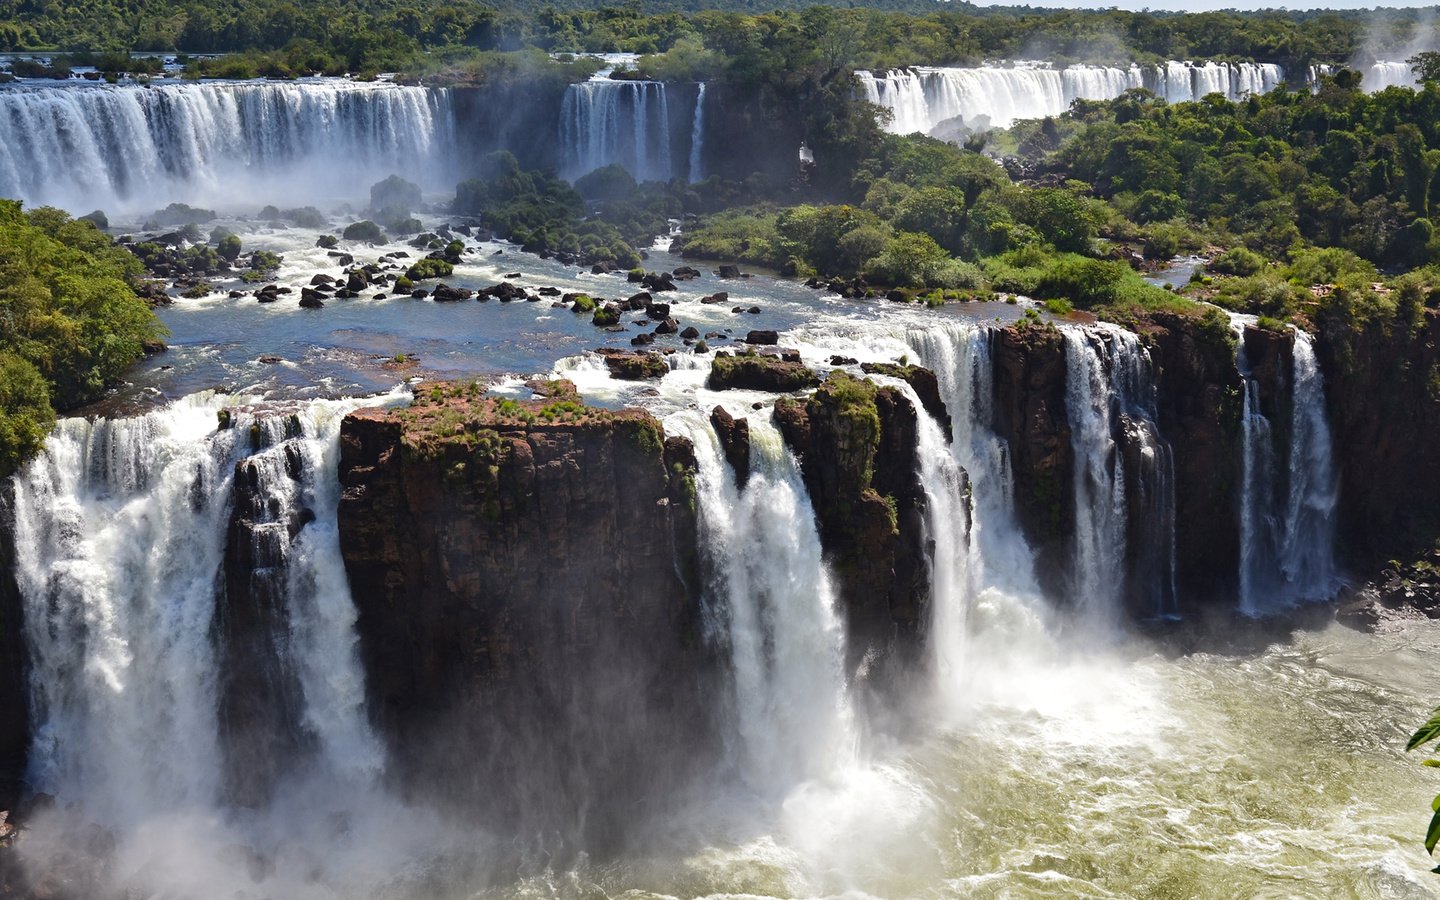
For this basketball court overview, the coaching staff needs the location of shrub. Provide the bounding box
[1209,247,1266,277]
[217,234,242,262]
[405,258,453,280]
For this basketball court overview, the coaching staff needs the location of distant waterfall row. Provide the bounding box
[0,81,454,213]
[857,61,1285,134]
[558,79,707,184]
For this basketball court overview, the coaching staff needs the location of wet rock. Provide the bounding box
[700,291,729,305]
[672,266,701,280]
[710,406,750,489]
[716,265,742,278]
[644,301,670,319]
[744,330,779,345]
[653,317,679,335]
[299,290,325,309]
[680,326,700,339]
[431,283,474,302]
[600,349,668,380]
[707,352,819,393]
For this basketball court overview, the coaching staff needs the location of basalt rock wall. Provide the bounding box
[336,384,711,854]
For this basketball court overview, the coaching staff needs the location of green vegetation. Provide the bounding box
[0,201,165,477]
[405,258,453,280]
[342,220,386,244]
[1408,707,1440,860]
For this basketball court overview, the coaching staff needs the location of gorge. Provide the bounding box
[1,37,1440,898]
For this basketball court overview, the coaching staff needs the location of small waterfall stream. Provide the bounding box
[688,82,707,183]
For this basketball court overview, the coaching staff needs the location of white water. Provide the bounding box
[672,409,855,793]
[857,60,1284,135]
[688,82,707,183]
[0,81,453,213]
[1364,60,1418,91]
[1063,326,1177,621]
[559,80,674,183]
[1235,323,1340,616]
[10,391,404,820]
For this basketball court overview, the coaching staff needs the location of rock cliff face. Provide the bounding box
[1317,307,1440,569]
[0,488,29,810]
[774,372,933,708]
[336,382,711,853]
[1138,312,1245,607]
[990,325,1074,601]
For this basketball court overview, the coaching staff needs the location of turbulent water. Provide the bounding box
[688,82,707,183]
[0,80,454,212]
[1,210,1433,896]
[857,61,1285,135]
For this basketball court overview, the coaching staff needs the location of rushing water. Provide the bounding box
[559,80,674,182]
[857,61,1284,135]
[0,80,454,212]
[688,82,707,183]
[2,211,1428,895]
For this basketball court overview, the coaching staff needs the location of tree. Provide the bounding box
[1410,52,1440,85]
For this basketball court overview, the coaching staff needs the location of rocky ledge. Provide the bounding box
[336,381,711,852]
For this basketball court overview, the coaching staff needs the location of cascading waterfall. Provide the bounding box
[905,322,1039,597]
[1363,61,1417,91]
[688,82,707,183]
[857,61,1284,135]
[0,81,454,213]
[1062,326,1177,621]
[9,391,398,826]
[1235,324,1340,615]
[559,80,674,183]
[671,408,855,792]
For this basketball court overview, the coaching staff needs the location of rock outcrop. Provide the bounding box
[0,488,29,810]
[1137,310,1245,608]
[990,324,1073,600]
[775,371,934,712]
[336,383,711,853]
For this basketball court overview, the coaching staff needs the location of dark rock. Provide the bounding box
[654,317,679,335]
[745,330,779,345]
[631,332,656,347]
[299,291,324,309]
[310,274,335,286]
[431,283,475,302]
[600,349,668,380]
[680,326,700,339]
[672,266,701,280]
[645,302,671,319]
[861,363,951,441]
[830,356,859,366]
[748,306,762,314]
[700,291,729,305]
[336,393,713,849]
[716,265,742,278]
[710,406,751,489]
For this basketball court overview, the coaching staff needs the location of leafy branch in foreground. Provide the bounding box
[1406,706,1440,866]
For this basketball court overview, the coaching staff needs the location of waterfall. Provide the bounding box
[1062,327,1177,620]
[858,61,1284,136]
[1363,61,1417,91]
[559,80,674,183]
[688,82,707,183]
[672,408,854,792]
[1235,325,1340,615]
[9,391,399,826]
[0,80,454,213]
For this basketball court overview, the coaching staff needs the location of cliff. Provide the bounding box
[1137,311,1246,607]
[775,371,935,710]
[1316,306,1440,569]
[0,488,29,810]
[336,381,711,853]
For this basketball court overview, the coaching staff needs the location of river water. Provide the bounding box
[17,213,1440,898]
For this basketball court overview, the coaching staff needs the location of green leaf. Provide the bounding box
[1433,793,1440,813]
[1427,808,1440,855]
[1407,708,1440,752]
[1426,760,1440,768]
